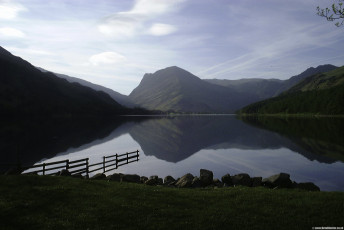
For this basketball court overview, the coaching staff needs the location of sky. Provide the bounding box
[1,0,344,95]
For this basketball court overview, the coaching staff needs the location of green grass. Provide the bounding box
[0,175,343,230]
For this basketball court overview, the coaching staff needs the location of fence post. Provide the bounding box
[116,154,118,169]
[43,163,46,176]
[126,152,129,164]
[66,160,69,171]
[136,150,139,161]
[86,158,89,178]
[103,156,106,173]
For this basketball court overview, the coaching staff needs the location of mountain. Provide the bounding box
[37,67,136,108]
[205,64,338,101]
[0,46,132,118]
[239,66,344,115]
[129,66,255,113]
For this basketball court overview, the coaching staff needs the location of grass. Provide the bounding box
[0,175,343,230]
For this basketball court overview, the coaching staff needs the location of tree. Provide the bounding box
[317,0,344,27]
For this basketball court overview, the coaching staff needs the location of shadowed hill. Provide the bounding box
[0,46,136,118]
[239,66,344,115]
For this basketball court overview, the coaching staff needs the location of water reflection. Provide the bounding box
[1,115,344,191]
[128,116,342,164]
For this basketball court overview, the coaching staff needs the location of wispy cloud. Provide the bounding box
[0,0,26,20]
[98,0,185,39]
[89,52,127,66]
[148,23,177,36]
[0,27,25,38]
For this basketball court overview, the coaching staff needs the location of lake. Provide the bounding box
[2,115,344,191]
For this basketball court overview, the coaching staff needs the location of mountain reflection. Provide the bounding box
[2,115,343,173]
[128,116,342,163]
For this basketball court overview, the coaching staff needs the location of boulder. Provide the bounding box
[252,177,262,187]
[145,178,158,186]
[232,173,252,187]
[58,169,71,177]
[200,169,213,187]
[107,173,123,182]
[157,178,163,185]
[150,175,159,180]
[121,174,141,183]
[164,176,175,185]
[140,176,148,184]
[91,173,106,180]
[191,176,201,188]
[213,178,223,188]
[296,182,320,191]
[221,174,233,187]
[5,167,24,175]
[175,173,194,188]
[262,173,292,188]
[71,174,84,179]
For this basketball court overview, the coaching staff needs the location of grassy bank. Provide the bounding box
[0,175,343,230]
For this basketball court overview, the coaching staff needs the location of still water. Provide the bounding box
[23,115,344,191]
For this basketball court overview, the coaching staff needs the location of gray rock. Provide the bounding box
[91,173,106,180]
[157,178,163,185]
[296,182,320,191]
[175,173,194,188]
[121,174,140,183]
[58,169,71,177]
[149,175,159,180]
[262,173,292,188]
[221,174,233,186]
[191,176,201,188]
[213,178,223,188]
[164,175,175,184]
[252,177,262,187]
[5,167,24,175]
[232,173,252,187]
[107,173,123,182]
[145,178,158,186]
[71,174,84,179]
[200,169,213,187]
[140,176,148,183]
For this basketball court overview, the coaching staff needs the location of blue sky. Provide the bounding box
[1,0,343,94]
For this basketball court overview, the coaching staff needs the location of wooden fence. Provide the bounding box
[21,150,139,177]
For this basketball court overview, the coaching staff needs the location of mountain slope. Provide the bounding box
[37,67,136,108]
[0,46,128,118]
[129,66,254,113]
[239,66,344,115]
[205,64,337,101]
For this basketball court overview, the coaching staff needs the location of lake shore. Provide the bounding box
[0,175,342,230]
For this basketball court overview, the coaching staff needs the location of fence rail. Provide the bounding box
[20,150,139,177]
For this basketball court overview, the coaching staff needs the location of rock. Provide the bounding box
[140,176,148,184]
[71,174,84,179]
[91,173,106,180]
[5,167,24,175]
[232,173,252,187]
[164,175,175,185]
[121,174,140,183]
[58,169,71,177]
[252,177,262,187]
[221,174,233,186]
[191,176,201,188]
[200,169,213,187]
[150,175,159,180]
[175,173,194,188]
[262,173,293,188]
[296,182,320,191]
[107,173,123,182]
[157,178,163,185]
[145,178,158,186]
[213,178,223,188]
